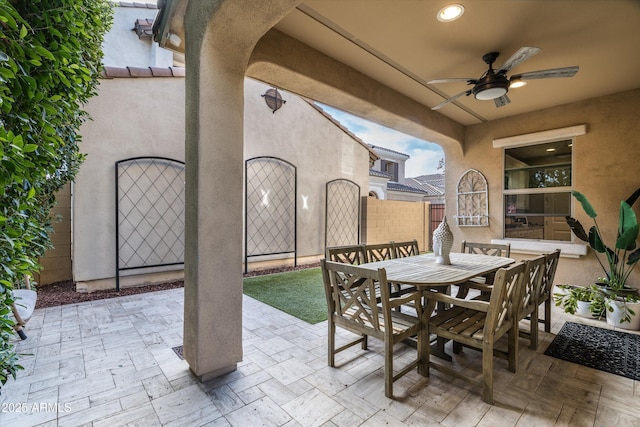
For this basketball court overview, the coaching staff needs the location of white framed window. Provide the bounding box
[494,125,586,243]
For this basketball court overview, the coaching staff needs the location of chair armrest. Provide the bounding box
[388,291,421,311]
[424,289,489,312]
[459,281,493,292]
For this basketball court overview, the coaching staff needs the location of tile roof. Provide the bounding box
[369,169,391,178]
[369,144,410,158]
[112,2,158,9]
[134,18,155,39]
[412,173,445,190]
[101,66,186,78]
[405,179,444,197]
[387,182,428,194]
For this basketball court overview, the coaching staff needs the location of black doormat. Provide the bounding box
[544,321,640,380]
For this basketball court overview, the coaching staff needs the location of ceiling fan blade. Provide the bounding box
[498,47,541,73]
[431,90,471,110]
[428,78,475,84]
[494,94,511,108]
[515,66,579,80]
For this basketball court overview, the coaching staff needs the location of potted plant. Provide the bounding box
[566,188,640,327]
[553,284,601,318]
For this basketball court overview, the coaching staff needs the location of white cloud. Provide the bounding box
[318,105,444,177]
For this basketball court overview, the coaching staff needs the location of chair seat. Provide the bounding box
[429,306,488,340]
[338,305,420,336]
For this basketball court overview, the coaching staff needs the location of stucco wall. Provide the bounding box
[74,77,186,287]
[103,6,173,68]
[72,77,371,288]
[243,78,371,260]
[445,89,640,288]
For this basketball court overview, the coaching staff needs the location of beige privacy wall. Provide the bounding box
[362,197,431,251]
[36,183,72,285]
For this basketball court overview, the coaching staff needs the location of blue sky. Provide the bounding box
[317,104,444,177]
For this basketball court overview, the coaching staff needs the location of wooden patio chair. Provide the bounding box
[537,249,561,332]
[325,244,366,265]
[390,240,420,299]
[363,242,395,263]
[11,275,38,340]
[392,239,420,258]
[456,241,512,296]
[423,262,526,404]
[320,259,425,398]
[516,255,546,349]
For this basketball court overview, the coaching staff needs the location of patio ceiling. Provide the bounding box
[274,1,640,126]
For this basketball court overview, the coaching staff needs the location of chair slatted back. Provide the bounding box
[520,256,546,317]
[487,262,526,334]
[326,245,366,265]
[540,249,561,299]
[393,240,420,258]
[364,242,395,263]
[321,260,385,331]
[461,241,511,257]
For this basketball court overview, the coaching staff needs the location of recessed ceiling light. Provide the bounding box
[546,148,556,152]
[437,4,465,22]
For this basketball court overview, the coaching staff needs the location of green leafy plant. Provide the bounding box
[553,284,598,315]
[566,188,640,290]
[604,293,640,324]
[0,0,113,392]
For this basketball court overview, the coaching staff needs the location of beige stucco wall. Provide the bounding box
[73,77,186,288]
[362,197,430,251]
[243,78,371,260]
[445,89,640,288]
[71,76,371,289]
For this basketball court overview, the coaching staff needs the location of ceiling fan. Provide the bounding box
[429,47,579,110]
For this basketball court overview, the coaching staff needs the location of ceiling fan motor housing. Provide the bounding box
[473,71,509,100]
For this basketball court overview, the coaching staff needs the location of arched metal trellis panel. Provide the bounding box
[456,168,489,226]
[325,179,360,250]
[115,157,185,290]
[245,156,297,273]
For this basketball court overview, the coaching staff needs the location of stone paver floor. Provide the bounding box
[1,286,640,426]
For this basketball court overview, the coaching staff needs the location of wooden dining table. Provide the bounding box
[358,252,515,360]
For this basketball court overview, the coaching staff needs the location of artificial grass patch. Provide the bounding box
[243,267,327,324]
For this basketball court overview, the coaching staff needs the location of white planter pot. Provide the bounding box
[606,300,640,330]
[575,300,593,318]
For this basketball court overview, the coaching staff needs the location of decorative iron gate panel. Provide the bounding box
[115,157,185,290]
[325,179,360,250]
[245,157,297,273]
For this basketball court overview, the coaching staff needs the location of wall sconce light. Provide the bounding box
[262,87,286,113]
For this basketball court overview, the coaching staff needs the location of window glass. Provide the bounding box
[503,140,573,241]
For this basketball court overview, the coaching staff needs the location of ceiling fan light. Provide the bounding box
[509,78,527,88]
[437,4,465,22]
[474,87,507,100]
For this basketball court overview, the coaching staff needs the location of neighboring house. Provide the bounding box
[368,145,428,202]
[42,2,375,290]
[408,173,445,204]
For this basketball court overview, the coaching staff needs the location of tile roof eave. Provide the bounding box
[101,66,186,78]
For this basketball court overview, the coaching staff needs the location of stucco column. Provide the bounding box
[182,0,300,381]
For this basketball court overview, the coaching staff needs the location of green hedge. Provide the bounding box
[0,0,112,390]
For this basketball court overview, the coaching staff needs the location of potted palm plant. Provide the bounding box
[566,188,640,328]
